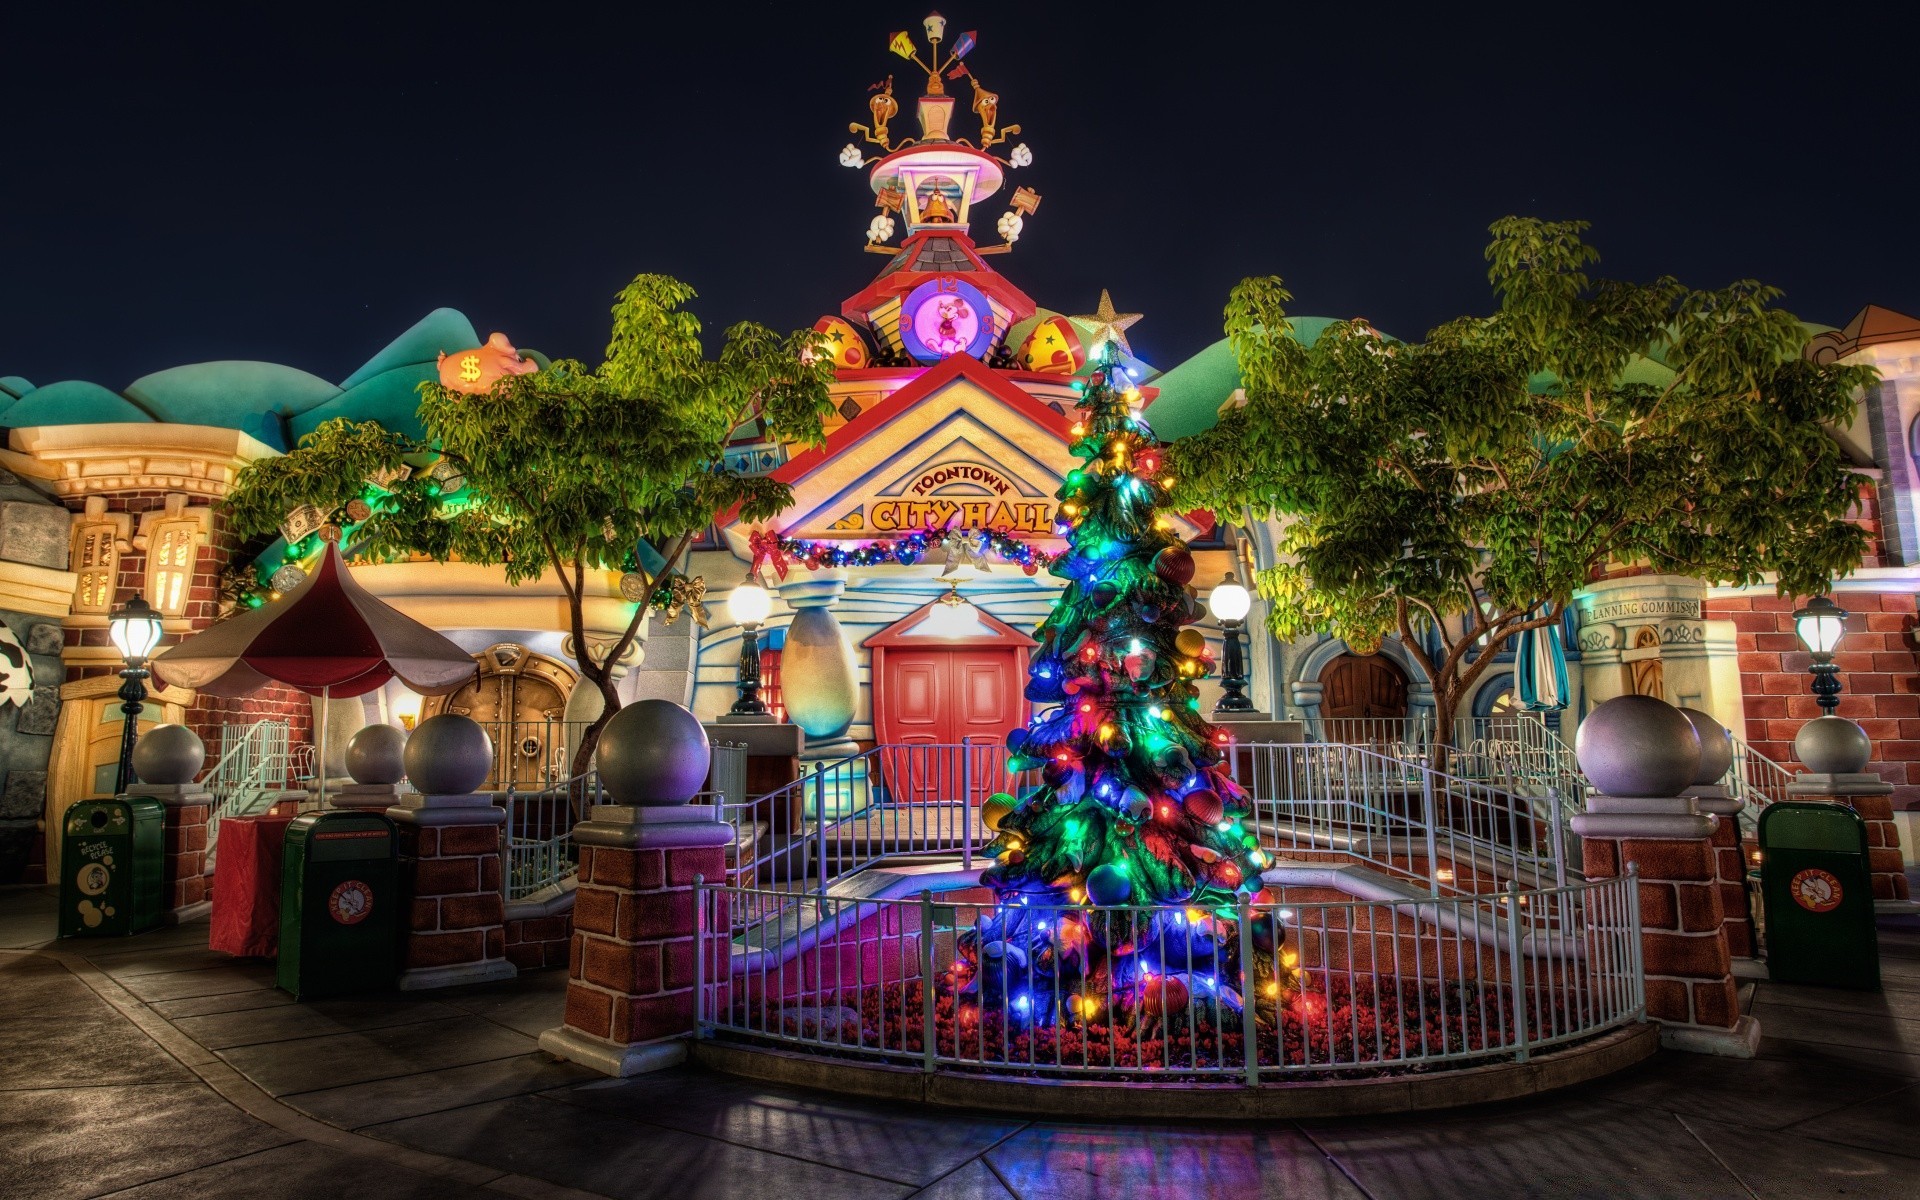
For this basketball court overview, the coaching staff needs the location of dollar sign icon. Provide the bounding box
[459,354,482,384]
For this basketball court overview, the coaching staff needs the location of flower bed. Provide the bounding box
[720,970,1581,1079]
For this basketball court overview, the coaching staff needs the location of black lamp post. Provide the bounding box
[1209,572,1255,715]
[1793,595,1848,715]
[108,596,164,793]
[727,576,772,717]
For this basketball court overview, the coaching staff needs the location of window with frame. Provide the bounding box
[70,520,120,614]
[145,519,198,617]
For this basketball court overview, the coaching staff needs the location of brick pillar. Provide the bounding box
[1687,786,1756,960]
[1572,793,1760,1057]
[126,783,213,924]
[386,792,515,989]
[1788,772,1913,907]
[538,802,731,1077]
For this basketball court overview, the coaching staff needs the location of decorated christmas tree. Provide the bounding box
[960,341,1277,1029]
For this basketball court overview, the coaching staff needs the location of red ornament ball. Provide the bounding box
[1141,975,1190,1017]
[1183,789,1224,825]
[1153,547,1196,586]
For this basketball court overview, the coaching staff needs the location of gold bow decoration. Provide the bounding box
[661,574,711,628]
[939,529,993,578]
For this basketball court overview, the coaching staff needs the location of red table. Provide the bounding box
[210,814,298,958]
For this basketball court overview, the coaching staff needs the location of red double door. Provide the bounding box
[866,601,1034,807]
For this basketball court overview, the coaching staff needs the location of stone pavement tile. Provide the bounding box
[1750,999,1920,1056]
[117,962,277,1003]
[437,969,568,1038]
[0,1014,190,1090]
[99,1139,483,1200]
[1571,1045,1913,1130]
[1300,1096,1749,1200]
[552,1066,1025,1186]
[172,995,467,1050]
[0,953,97,1017]
[1685,1114,1920,1200]
[0,1083,294,1200]
[909,1158,1016,1199]
[284,1053,596,1129]
[149,986,298,1020]
[1755,1034,1920,1081]
[1754,979,1920,1020]
[216,1015,537,1096]
[85,943,235,978]
[366,1092,913,1199]
[988,1123,1367,1200]
[1784,1081,1920,1160]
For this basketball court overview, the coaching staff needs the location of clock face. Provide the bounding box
[901,279,993,363]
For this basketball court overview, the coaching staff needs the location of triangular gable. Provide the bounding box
[719,356,1077,553]
[719,353,1211,554]
[864,597,1037,648]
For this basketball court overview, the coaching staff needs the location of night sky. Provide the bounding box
[8,3,1918,389]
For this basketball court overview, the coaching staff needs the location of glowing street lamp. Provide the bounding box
[1793,595,1848,714]
[728,575,774,717]
[1208,573,1254,715]
[108,595,165,793]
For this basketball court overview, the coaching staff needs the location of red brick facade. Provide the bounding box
[391,816,510,978]
[565,840,725,1046]
[1704,590,1920,811]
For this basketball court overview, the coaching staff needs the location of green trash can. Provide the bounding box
[277,811,400,999]
[58,797,165,938]
[1758,801,1880,990]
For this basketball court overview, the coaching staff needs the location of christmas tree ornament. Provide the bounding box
[982,793,1015,831]
[1183,789,1224,826]
[1141,974,1190,1017]
[1084,863,1132,906]
[1153,546,1195,586]
[1174,627,1207,657]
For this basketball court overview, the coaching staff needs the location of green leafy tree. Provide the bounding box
[1170,218,1875,764]
[222,274,835,771]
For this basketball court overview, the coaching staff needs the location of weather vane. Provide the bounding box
[839,13,1039,254]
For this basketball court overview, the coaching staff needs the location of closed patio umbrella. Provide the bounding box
[152,539,476,801]
[1516,622,1569,712]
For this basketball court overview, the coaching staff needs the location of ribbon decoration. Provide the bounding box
[748,529,792,580]
[662,574,711,629]
[939,529,993,578]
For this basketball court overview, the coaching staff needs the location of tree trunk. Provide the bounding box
[1428,687,1459,776]
[569,674,623,780]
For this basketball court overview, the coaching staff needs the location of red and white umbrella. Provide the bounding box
[153,540,476,799]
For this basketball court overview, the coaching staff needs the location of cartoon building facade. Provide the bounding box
[3,29,1918,886]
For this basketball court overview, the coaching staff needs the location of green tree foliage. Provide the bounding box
[223,274,835,769]
[1170,219,1875,757]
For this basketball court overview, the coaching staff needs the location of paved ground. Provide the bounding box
[4,883,1919,1200]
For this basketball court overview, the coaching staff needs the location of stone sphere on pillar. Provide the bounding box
[596,699,711,805]
[1574,695,1702,797]
[403,714,494,796]
[131,724,205,786]
[1677,707,1735,786]
[346,723,408,785]
[1793,715,1872,775]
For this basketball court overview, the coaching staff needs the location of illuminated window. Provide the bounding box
[70,519,121,614]
[145,519,198,617]
[759,647,786,722]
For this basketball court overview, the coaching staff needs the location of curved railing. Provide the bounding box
[694,872,1642,1081]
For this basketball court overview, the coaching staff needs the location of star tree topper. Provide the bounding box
[1071,291,1144,359]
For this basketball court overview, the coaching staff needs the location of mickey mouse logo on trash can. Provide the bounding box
[328,880,374,925]
[1789,868,1844,914]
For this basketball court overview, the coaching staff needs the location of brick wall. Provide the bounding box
[1704,590,1920,811]
[505,908,573,972]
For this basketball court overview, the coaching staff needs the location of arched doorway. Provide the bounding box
[420,643,578,787]
[1321,652,1409,746]
[864,598,1034,806]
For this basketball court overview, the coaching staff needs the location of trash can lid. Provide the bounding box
[1758,801,1867,852]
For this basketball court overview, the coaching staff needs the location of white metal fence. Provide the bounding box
[721,743,1038,895]
[1234,742,1571,896]
[501,741,750,901]
[694,871,1643,1080]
